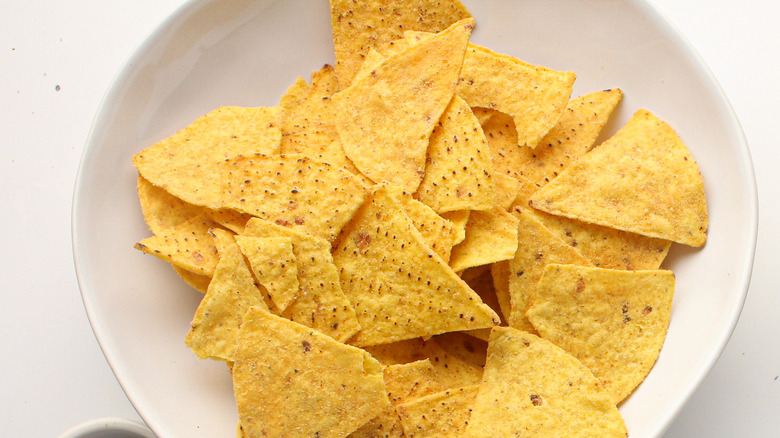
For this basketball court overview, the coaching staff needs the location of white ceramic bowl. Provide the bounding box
[58,417,155,438]
[72,0,757,437]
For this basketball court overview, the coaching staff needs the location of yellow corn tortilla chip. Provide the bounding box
[397,384,480,438]
[235,236,300,312]
[333,184,499,346]
[207,208,253,235]
[351,359,445,438]
[278,76,310,115]
[504,208,593,332]
[220,154,366,243]
[518,89,623,186]
[387,184,460,263]
[232,307,389,438]
[448,208,519,272]
[457,44,576,149]
[489,261,512,325]
[440,210,470,245]
[424,337,484,389]
[184,240,268,361]
[132,106,283,206]
[511,178,672,270]
[280,65,340,156]
[242,218,361,343]
[134,214,223,276]
[462,266,502,324]
[172,265,210,294]
[137,175,206,235]
[384,359,446,404]
[529,109,708,247]
[432,331,487,368]
[528,264,675,404]
[415,95,497,213]
[329,0,472,87]
[362,338,430,366]
[465,328,628,438]
[492,173,521,210]
[478,108,525,180]
[332,18,474,192]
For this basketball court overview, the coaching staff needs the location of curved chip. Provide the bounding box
[527,264,675,404]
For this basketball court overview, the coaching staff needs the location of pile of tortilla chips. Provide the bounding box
[132,1,708,436]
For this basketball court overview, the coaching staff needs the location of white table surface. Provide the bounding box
[1,1,777,436]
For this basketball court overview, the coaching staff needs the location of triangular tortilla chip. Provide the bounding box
[329,0,472,87]
[134,214,223,276]
[504,208,593,332]
[492,173,521,210]
[511,177,672,270]
[527,264,675,404]
[242,218,361,343]
[332,18,474,192]
[332,184,499,346]
[280,65,342,159]
[465,328,628,438]
[137,175,206,235]
[172,265,211,294]
[132,106,283,206]
[352,359,446,438]
[235,236,300,312]
[220,154,366,243]
[457,44,576,149]
[232,307,388,438]
[529,109,708,247]
[415,95,496,213]
[184,240,268,361]
[448,208,519,272]
[397,385,480,437]
[440,210,470,245]
[517,89,623,186]
[387,184,460,263]
[278,76,310,115]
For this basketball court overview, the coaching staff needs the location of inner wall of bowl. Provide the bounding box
[74,0,754,437]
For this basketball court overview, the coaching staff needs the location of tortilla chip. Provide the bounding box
[235,236,300,312]
[492,173,521,210]
[362,338,431,366]
[220,154,367,243]
[504,208,593,332]
[462,267,502,322]
[511,181,671,270]
[207,208,253,235]
[132,106,283,206]
[415,95,496,213]
[528,264,675,404]
[184,240,268,361]
[489,261,512,324]
[329,0,472,87]
[387,184,460,263]
[280,65,340,157]
[134,214,223,276]
[529,109,708,247]
[173,265,211,294]
[232,307,388,438]
[278,76,311,115]
[137,175,206,235]
[242,218,361,343]
[432,331,488,368]
[457,44,576,149]
[478,108,524,179]
[518,89,623,186]
[397,385,480,437]
[351,359,445,438]
[332,18,474,192]
[333,184,499,346]
[448,208,519,272]
[440,210,470,245]
[424,337,484,389]
[465,328,628,438]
